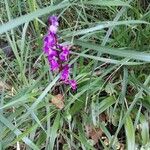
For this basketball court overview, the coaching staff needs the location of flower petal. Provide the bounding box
[60,65,70,81]
[48,56,59,71]
[49,15,59,26]
[69,80,77,90]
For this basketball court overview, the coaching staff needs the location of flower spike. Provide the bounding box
[43,15,77,90]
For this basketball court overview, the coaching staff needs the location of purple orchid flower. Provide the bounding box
[60,65,70,81]
[43,15,77,90]
[59,46,70,61]
[48,56,59,71]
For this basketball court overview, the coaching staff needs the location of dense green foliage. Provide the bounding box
[0,0,150,149]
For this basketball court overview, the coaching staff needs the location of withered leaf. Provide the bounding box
[51,94,64,109]
[86,125,103,144]
[99,113,109,122]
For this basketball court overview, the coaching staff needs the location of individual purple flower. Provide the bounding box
[48,56,59,71]
[48,16,59,34]
[43,46,57,56]
[44,34,56,48]
[59,46,70,61]
[60,65,70,81]
[49,16,59,26]
[48,48,57,57]
[49,25,58,34]
[69,80,77,90]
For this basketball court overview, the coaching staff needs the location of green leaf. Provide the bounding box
[73,40,150,62]
[65,129,95,150]
[0,114,39,150]
[0,1,69,34]
[142,96,150,110]
[49,112,60,150]
[9,110,56,146]
[99,96,116,114]
[36,131,46,146]
[140,114,149,145]
[125,115,135,150]
[71,51,143,65]
[0,94,31,110]
[69,98,85,116]
[84,0,130,6]
[67,20,148,36]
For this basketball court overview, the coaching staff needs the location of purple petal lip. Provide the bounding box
[69,80,77,90]
[49,57,59,71]
[44,34,55,47]
[48,48,57,57]
[59,46,70,61]
[62,46,70,51]
[60,65,70,81]
[59,52,68,61]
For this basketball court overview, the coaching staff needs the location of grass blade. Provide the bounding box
[84,0,130,6]
[0,114,39,150]
[0,1,69,34]
[71,51,143,65]
[73,40,150,62]
[140,114,149,145]
[125,116,135,150]
[99,96,116,114]
[67,20,149,36]
[49,112,60,150]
